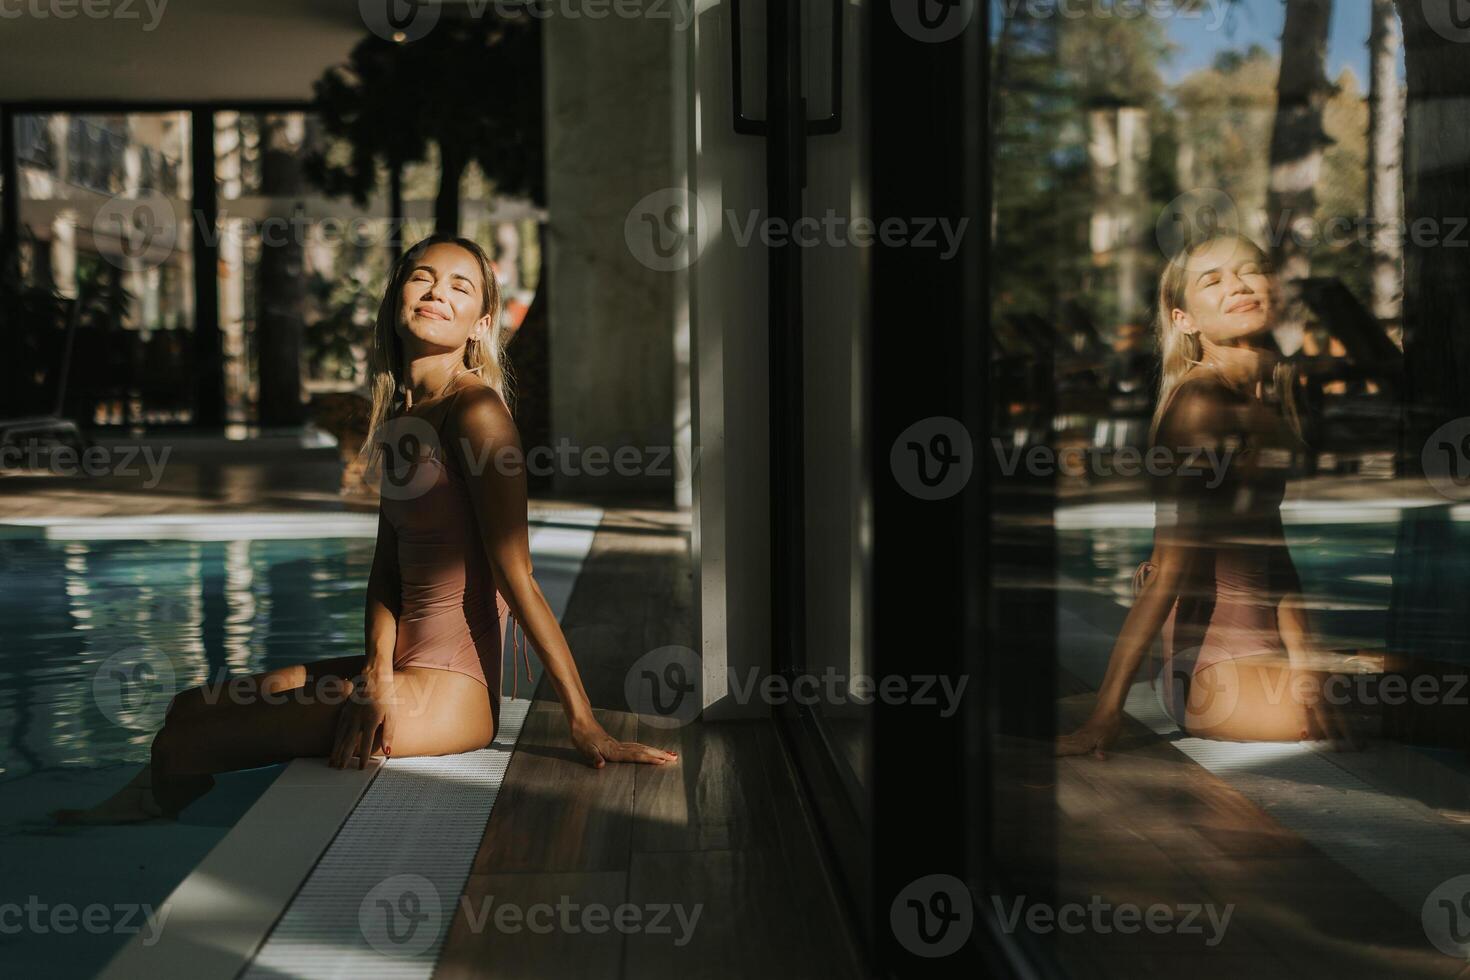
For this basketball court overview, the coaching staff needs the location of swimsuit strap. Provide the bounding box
[508,608,534,698]
[1134,560,1160,690]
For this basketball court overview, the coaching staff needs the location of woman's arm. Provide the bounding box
[1057,379,1227,758]
[451,387,677,769]
[1055,539,1195,757]
[331,510,401,769]
[364,508,402,678]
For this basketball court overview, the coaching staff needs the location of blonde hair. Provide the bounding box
[1148,233,1302,445]
[361,234,513,469]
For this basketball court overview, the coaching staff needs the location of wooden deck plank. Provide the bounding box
[624,848,842,979]
[469,702,638,875]
[1037,689,1466,976]
[436,506,862,979]
[629,720,782,854]
[435,871,628,980]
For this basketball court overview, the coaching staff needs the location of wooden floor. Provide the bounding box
[433,507,865,980]
[991,670,1470,980]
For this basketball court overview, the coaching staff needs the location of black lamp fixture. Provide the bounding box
[731,0,843,137]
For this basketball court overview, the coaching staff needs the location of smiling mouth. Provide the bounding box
[1226,299,1262,314]
[414,307,450,320]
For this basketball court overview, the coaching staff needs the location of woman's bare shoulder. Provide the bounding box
[1157,371,1238,446]
[446,380,517,444]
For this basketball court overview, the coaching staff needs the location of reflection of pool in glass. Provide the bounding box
[0,536,374,979]
[1059,521,1411,652]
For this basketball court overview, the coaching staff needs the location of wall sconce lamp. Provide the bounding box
[731,0,843,137]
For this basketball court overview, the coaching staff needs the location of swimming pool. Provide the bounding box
[0,535,375,979]
[1058,506,1465,654]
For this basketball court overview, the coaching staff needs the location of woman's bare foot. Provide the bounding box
[50,767,215,825]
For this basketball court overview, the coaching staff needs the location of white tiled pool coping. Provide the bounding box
[1056,497,1470,530]
[0,507,584,541]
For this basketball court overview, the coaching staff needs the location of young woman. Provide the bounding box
[1056,234,1356,758]
[56,234,677,823]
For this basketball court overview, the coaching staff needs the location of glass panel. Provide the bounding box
[985,1,1470,974]
[211,116,542,426]
[798,0,869,795]
[8,111,194,425]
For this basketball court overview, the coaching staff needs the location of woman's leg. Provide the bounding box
[152,664,495,778]
[52,655,367,824]
[63,665,495,824]
[164,654,368,722]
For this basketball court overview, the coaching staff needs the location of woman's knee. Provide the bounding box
[150,720,187,775]
[166,665,347,722]
[165,680,235,721]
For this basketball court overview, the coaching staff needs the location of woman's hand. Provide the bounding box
[570,716,679,769]
[1292,667,1363,752]
[331,672,397,770]
[1055,711,1123,760]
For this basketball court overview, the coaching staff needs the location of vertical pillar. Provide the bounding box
[1,105,19,284]
[191,108,224,427]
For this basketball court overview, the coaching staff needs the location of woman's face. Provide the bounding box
[396,242,489,352]
[1172,239,1275,347]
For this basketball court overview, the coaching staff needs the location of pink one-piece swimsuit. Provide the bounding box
[1146,375,1295,729]
[377,404,536,722]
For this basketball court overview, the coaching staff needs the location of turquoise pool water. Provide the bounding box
[1058,521,1407,652]
[0,536,375,979]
